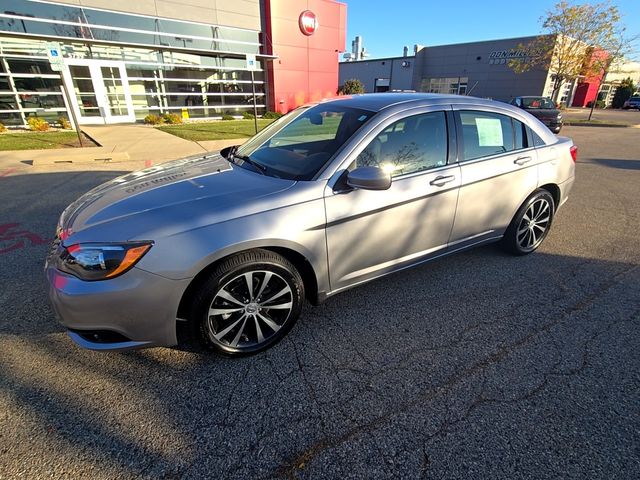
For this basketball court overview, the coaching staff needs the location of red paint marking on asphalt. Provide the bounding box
[0,223,49,255]
[145,160,153,168]
[0,168,17,177]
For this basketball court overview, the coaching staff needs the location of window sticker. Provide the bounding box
[475,118,503,146]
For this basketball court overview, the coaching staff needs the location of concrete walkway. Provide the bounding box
[83,124,243,163]
[0,124,244,174]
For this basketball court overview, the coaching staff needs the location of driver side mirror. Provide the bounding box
[347,166,392,191]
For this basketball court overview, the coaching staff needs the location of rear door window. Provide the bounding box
[458,111,516,161]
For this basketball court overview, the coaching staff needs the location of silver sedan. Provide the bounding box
[45,93,576,356]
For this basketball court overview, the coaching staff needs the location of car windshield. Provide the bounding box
[235,104,376,180]
[522,97,556,109]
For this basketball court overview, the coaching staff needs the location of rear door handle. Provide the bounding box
[514,156,532,166]
[430,175,456,187]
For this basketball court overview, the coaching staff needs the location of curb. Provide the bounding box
[563,122,640,129]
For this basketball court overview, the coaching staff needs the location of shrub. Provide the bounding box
[338,78,365,95]
[612,77,635,108]
[162,112,182,124]
[58,116,71,129]
[221,114,235,121]
[27,116,50,131]
[144,114,164,125]
[262,111,283,119]
[242,111,255,119]
[0,122,5,133]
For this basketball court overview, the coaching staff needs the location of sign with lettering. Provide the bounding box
[245,54,257,71]
[45,42,64,71]
[488,48,541,65]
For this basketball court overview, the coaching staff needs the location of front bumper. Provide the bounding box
[46,265,190,351]
[544,121,562,132]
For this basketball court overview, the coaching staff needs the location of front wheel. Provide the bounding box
[191,249,305,356]
[501,190,555,255]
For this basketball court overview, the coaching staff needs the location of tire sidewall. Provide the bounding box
[505,190,555,255]
[193,255,304,356]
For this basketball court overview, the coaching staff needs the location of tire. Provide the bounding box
[501,189,555,256]
[190,249,305,356]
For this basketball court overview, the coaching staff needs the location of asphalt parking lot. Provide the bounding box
[1,126,638,479]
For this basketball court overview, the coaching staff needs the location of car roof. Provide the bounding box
[312,92,558,146]
[319,93,496,112]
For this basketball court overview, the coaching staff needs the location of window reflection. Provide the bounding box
[356,112,449,176]
[0,0,267,127]
[0,0,260,54]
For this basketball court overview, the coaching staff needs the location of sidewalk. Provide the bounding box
[561,107,640,127]
[0,124,244,174]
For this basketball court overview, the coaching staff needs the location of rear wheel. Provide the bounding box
[191,249,304,356]
[501,190,555,255]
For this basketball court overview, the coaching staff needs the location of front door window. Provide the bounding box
[355,111,449,176]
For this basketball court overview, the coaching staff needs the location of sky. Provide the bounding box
[344,0,640,60]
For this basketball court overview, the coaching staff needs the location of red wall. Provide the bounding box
[263,0,346,113]
[571,48,609,107]
[571,81,600,107]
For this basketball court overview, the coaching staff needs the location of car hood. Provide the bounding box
[60,153,297,241]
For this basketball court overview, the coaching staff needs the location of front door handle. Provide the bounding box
[430,175,456,187]
[514,156,532,166]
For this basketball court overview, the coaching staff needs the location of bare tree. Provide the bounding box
[586,28,639,118]
[509,1,621,102]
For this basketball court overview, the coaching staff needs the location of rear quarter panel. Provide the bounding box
[537,136,575,207]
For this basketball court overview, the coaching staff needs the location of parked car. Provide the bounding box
[46,93,576,356]
[622,96,640,109]
[510,96,563,133]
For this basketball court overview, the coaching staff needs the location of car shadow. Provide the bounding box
[588,158,640,171]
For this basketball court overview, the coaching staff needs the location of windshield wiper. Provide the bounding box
[233,152,267,175]
[222,145,267,175]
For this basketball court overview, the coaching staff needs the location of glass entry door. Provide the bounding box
[63,60,135,124]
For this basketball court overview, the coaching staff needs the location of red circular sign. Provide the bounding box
[299,10,318,36]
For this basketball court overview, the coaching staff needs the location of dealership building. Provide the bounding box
[339,35,626,107]
[0,0,345,127]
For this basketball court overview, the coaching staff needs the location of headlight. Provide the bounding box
[56,242,152,281]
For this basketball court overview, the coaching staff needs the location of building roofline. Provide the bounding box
[341,34,556,64]
[339,55,415,65]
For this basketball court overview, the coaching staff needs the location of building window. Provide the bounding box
[421,77,468,95]
[374,78,390,92]
[0,0,260,55]
[0,0,267,126]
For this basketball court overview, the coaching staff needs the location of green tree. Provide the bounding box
[611,77,636,108]
[338,78,365,95]
[509,1,621,102]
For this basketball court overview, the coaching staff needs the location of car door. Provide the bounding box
[324,108,461,292]
[448,107,538,248]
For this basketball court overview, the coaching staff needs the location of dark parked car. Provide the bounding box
[622,96,640,110]
[510,96,562,133]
